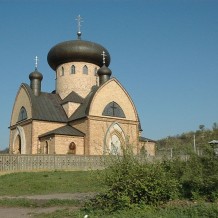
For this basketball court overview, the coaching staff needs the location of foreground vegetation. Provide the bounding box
[0,170,102,196]
[80,144,218,217]
[0,141,217,217]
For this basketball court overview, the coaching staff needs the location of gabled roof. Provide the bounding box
[23,83,68,123]
[68,87,97,121]
[140,136,156,143]
[39,125,85,138]
[61,91,84,104]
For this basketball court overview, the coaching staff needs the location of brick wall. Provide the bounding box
[56,62,99,99]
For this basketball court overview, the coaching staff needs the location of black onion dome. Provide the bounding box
[29,70,43,80]
[47,40,111,70]
[97,65,112,76]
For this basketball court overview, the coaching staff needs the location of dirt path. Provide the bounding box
[0,193,95,218]
[0,206,72,218]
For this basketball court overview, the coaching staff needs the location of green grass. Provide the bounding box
[34,202,218,218]
[0,170,218,218]
[0,170,103,196]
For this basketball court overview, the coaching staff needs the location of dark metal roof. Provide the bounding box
[39,125,85,138]
[23,83,68,123]
[47,40,111,70]
[61,91,84,104]
[68,88,97,121]
[139,136,156,143]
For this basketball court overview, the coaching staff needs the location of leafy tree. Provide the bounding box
[199,124,205,131]
[212,122,218,131]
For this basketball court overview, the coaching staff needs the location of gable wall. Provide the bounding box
[89,80,137,121]
[10,87,32,126]
[62,102,81,117]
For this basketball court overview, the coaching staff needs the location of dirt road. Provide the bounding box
[0,193,95,218]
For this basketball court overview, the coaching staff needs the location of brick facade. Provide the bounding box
[9,38,156,156]
[56,62,99,99]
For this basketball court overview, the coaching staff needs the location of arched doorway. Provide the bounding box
[104,123,125,155]
[12,126,26,154]
[14,135,21,154]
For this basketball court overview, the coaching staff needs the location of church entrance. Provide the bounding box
[14,135,21,154]
[110,134,121,155]
[104,122,125,155]
[12,126,26,154]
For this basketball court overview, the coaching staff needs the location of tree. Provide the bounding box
[199,124,205,131]
[212,122,218,131]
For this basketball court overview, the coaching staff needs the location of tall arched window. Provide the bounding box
[94,67,98,76]
[83,65,88,75]
[71,65,75,74]
[45,141,49,154]
[60,66,64,76]
[102,101,126,118]
[18,106,27,122]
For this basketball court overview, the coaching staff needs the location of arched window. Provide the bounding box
[71,65,75,74]
[60,66,64,76]
[18,107,27,122]
[69,142,76,154]
[94,67,98,76]
[83,65,88,75]
[45,141,49,154]
[102,101,126,118]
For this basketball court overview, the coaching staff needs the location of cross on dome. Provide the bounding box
[101,51,107,65]
[75,15,83,39]
[34,56,39,70]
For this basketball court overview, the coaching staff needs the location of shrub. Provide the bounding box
[176,145,218,201]
[86,146,179,212]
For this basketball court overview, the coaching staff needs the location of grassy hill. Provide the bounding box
[156,123,218,156]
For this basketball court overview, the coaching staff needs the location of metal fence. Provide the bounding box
[0,155,108,172]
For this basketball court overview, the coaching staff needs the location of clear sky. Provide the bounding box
[0,0,218,149]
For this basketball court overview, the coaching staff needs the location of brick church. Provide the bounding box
[9,17,155,156]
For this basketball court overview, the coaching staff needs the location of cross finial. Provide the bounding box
[75,15,83,39]
[34,56,39,70]
[101,51,107,65]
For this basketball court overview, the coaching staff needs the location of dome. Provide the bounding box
[47,40,111,70]
[97,65,112,76]
[97,65,112,85]
[29,70,43,80]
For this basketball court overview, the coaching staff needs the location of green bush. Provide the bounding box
[85,144,218,214]
[86,146,179,212]
[179,145,218,201]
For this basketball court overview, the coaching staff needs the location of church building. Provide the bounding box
[9,17,155,156]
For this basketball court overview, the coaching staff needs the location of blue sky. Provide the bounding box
[0,0,218,149]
